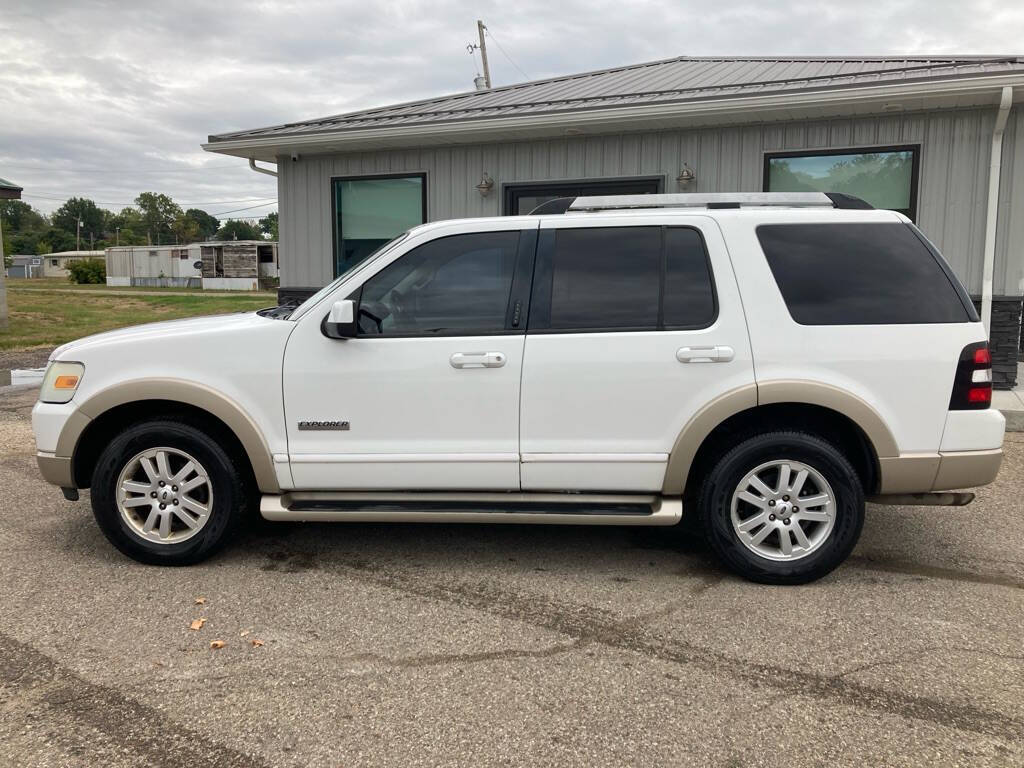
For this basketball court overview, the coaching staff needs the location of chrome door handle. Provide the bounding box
[676,345,734,363]
[450,351,507,369]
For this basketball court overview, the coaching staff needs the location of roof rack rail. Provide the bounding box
[559,192,873,213]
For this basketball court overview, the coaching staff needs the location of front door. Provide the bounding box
[519,214,755,492]
[283,223,538,490]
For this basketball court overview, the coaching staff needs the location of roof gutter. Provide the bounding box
[980,86,1014,336]
[249,157,278,177]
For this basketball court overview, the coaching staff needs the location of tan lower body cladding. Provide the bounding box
[879,449,1002,494]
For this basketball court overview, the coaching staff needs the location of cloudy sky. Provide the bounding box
[3,0,1023,220]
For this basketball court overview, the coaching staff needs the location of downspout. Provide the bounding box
[981,86,1013,336]
[249,157,278,178]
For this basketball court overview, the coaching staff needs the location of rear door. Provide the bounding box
[519,214,755,492]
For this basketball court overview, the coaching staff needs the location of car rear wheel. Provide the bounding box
[698,431,864,584]
[91,419,250,565]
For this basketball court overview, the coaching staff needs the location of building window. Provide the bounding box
[332,174,426,278]
[503,177,662,216]
[763,145,919,221]
[50,259,59,266]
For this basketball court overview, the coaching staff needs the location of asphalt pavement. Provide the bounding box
[1,384,1022,767]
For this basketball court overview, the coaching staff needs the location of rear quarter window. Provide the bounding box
[756,222,974,325]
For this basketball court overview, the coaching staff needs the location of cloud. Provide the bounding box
[2,0,1021,216]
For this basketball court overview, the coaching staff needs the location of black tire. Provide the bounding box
[90,419,251,565]
[698,431,864,585]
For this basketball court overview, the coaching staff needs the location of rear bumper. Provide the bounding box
[37,452,74,488]
[878,448,1003,493]
[933,448,1003,490]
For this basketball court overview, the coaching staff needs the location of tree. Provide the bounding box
[183,208,220,241]
[0,200,46,233]
[52,197,106,243]
[215,219,262,241]
[37,227,77,254]
[110,207,147,246]
[135,192,182,244]
[258,211,278,241]
[172,213,200,244]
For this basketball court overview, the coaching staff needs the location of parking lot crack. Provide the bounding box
[333,639,586,671]
[326,557,1024,740]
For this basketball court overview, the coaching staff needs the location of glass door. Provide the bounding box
[502,177,662,216]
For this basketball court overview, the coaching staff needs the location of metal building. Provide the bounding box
[203,55,1024,386]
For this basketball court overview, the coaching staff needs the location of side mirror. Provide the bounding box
[322,299,357,339]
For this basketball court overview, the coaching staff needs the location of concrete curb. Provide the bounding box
[993,390,1024,432]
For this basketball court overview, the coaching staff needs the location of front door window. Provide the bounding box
[357,231,520,336]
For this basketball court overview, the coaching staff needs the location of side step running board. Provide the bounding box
[260,492,682,526]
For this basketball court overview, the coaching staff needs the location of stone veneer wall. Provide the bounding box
[971,296,1022,390]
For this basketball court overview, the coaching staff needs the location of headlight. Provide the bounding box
[40,362,85,404]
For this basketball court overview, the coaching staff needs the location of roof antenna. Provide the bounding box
[466,19,492,90]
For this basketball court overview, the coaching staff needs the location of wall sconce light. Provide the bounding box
[476,172,495,197]
[676,163,696,186]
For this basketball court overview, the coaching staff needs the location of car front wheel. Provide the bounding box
[90,419,250,565]
[698,431,865,584]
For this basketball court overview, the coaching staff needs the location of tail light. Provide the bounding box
[949,342,992,410]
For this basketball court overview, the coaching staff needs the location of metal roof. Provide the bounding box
[0,176,22,200]
[208,55,1024,144]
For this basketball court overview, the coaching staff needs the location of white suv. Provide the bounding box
[31,193,1005,583]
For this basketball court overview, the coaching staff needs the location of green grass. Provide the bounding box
[1,285,276,350]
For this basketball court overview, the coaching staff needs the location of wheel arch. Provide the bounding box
[62,379,280,493]
[663,381,899,497]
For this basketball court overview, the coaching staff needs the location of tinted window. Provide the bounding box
[757,223,971,325]
[533,226,716,331]
[664,228,717,327]
[358,231,520,335]
[548,227,661,329]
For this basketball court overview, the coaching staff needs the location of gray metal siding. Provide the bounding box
[279,106,1022,295]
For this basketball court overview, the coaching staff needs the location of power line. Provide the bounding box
[485,27,530,81]
[209,201,278,218]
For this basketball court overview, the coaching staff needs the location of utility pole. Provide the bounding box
[477,20,491,89]
[76,219,82,252]
[116,227,120,246]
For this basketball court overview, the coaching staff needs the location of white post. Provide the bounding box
[981,86,1014,336]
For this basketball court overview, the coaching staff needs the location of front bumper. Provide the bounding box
[37,452,74,487]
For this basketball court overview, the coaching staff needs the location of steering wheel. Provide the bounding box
[388,288,410,329]
[357,301,389,335]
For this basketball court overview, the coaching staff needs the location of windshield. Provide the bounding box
[281,233,410,321]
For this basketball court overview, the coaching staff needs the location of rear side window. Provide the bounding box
[756,223,972,325]
[531,226,716,331]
